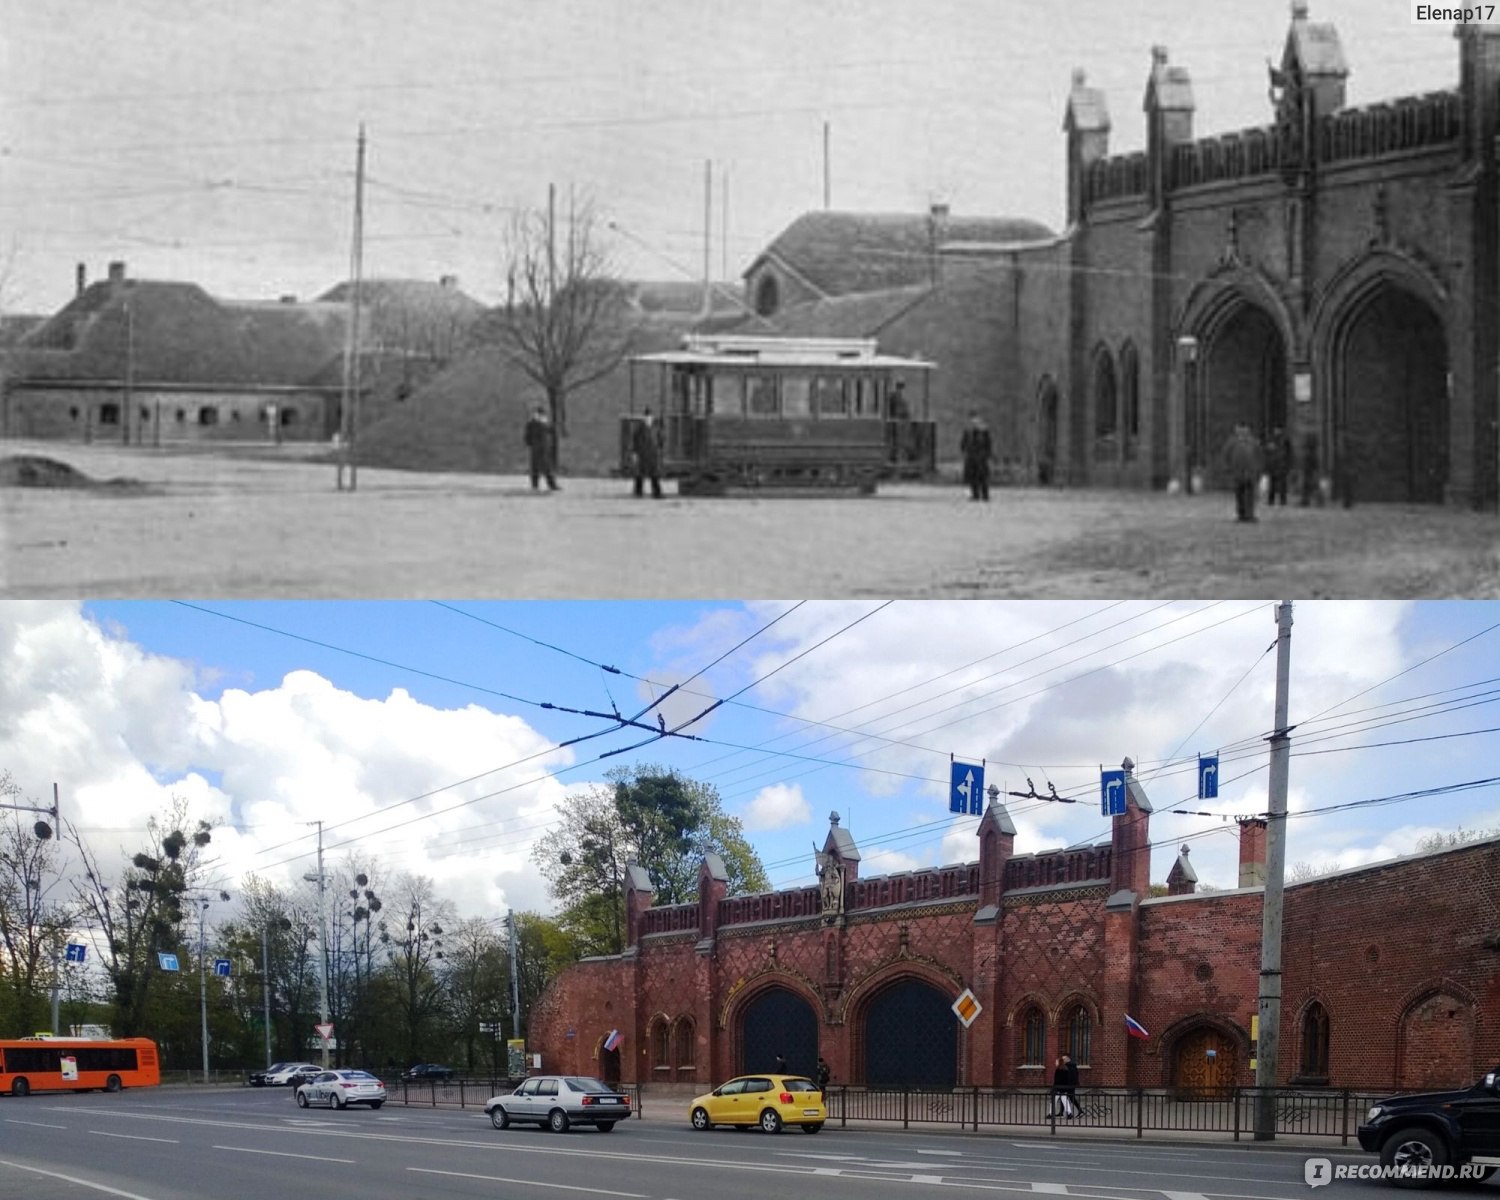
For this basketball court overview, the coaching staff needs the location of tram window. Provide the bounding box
[670,370,692,414]
[851,379,881,418]
[813,376,848,418]
[711,373,744,417]
[746,375,778,419]
[782,376,812,418]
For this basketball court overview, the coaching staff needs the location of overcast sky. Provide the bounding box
[4,599,1498,938]
[0,1,1457,312]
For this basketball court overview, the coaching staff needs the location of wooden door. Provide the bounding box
[1173,1027,1236,1095]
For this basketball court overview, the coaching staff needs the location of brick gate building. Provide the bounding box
[530,762,1500,1093]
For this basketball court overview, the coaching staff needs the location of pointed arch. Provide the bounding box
[1298,998,1330,1080]
[1119,341,1141,462]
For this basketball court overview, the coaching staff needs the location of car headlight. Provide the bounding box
[1366,1105,1383,1122]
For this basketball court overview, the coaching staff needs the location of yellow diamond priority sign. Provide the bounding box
[951,988,981,1028]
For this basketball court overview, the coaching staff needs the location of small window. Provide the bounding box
[538,1078,558,1096]
[1021,1007,1046,1066]
[69,407,80,422]
[784,1078,817,1092]
[745,1077,773,1093]
[518,1079,540,1096]
[755,274,780,316]
[175,409,186,423]
[280,407,299,426]
[198,406,219,426]
[746,375,777,419]
[139,406,151,423]
[718,1079,746,1096]
[98,403,120,426]
[782,376,811,418]
[813,376,848,418]
[711,374,743,417]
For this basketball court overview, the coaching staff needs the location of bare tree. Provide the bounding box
[0,775,74,1032]
[488,191,641,442]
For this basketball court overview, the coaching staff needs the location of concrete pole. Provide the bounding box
[508,910,521,1044]
[1254,600,1294,1139]
[198,898,210,1083]
[50,946,61,1035]
[262,925,272,1069]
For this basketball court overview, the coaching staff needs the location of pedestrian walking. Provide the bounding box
[1050,1055,1077,1118]
[959,409,994,501]
[1299,432,1321,507]
[1264,425,1292,506]
[815,1056,831,1093]
[523,404,558,491]
[632,408,663,499]
[1221,422,1263,522]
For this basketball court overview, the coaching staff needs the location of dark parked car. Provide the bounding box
[248,1062,295,1087]
[402,1063,455,1082]
[1356,1066,1500,1187]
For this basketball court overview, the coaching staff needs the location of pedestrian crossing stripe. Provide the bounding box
[951,988,981,1027]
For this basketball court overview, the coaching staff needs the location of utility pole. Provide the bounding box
[702,158,712,317]
[823,120,831,209]
[337,125,366,493]
[507,910,521,1045]
[304,821,330,1068]
[261,925,272,1070]
[194,895,212,1083]
[1254,600,1295,1140]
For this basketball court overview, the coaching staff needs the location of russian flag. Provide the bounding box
[603,1029,622,1052]
[1124,1014,1150,1040]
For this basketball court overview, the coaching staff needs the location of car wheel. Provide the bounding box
[333,1092,346,1110]
[548,1108,570,1134]
[370,1101,383,1110]
[691,1107,712,1131]
[104,1075,122,1093]
[1381,1127,1448,1188]
[11,1078,28,1098]
[596,1121,615,1132]
[801,1122,823,1134]
[296,1091,309,1108]
[759,1108,783,1134]
[490,1106,510,1130]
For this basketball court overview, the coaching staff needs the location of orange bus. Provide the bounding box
[0,1037,160,1096]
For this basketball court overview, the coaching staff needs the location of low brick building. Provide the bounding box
[530,763,1500,1093]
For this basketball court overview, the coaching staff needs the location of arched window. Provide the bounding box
[1092,347,1118,443]
[1301,1002,1330,1078]
[1064,1004,1092,1067]
[673,1016,696,1078]
[1020,1006,1047,1067]
[650,1017,670,1075]
[1119,342,1140,460]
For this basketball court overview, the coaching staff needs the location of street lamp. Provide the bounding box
[192,890,231,1084]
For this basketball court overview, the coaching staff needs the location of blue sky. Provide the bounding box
[3,599,1494,926]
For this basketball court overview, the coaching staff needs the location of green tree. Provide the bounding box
[532,765,767,955]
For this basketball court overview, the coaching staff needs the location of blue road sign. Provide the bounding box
[1198,755,1219,800]
[157,952,180,972]
[214,958,232,977]
[65,943,86,963]
[1100,769,1127,816]
[950,761,985,816]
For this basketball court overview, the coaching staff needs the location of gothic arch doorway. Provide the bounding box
[1197,303,1287,484]
[739,986,818,1078]
[860,977,958,1089]
[1171,1025,1238,1096]
[1332,284,1448,503]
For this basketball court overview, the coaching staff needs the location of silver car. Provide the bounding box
[295,1069,387,1110]
[484,1075,630,1132]
[262,1061,319,1086]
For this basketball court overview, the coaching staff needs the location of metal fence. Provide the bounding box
[387,1076,643,1118]
[825,1085,1382,1143]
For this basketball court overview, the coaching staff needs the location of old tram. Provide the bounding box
[623,335,935,494]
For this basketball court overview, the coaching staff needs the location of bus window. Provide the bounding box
[746,375,778,419]
[813,376,848,418]
[782,376,812,419]
[711,372,744,417]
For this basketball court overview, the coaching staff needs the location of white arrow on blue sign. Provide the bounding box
[950,761,985,816]
[1100,769,1127,816]
[157,952,180,972]
[65,943,86,963]
[214,958,232,977]
[1198,755,1219,800]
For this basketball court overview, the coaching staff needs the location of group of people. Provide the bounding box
[1220,424,1326,523]
[522,404,663,498]
[1050,1054,1081,1118]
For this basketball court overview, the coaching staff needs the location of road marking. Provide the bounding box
[88,1131,180,1144]
[0,1159,163,1200]
[214,1146,355,1164]
[6,1119,66,1129]
[918,1149,964,1155]
[1031,1186,1070,1195]
[1161,1194,1211,1200]
[409,1168,645,1196]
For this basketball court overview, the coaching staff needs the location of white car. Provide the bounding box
[263,1062,319,1086]
[295,1069,387,1110]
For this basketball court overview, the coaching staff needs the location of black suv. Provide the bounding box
[1357,1066,1500,1186]
[403,1063,455,1082]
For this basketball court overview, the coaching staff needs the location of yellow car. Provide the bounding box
[689,1074,826,1133]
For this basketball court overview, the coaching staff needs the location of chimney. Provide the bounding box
[76,263,88,296]
[107,261,127,285]
[929,202,950,221]
[1237,817,1268,887]
[1166,844,1198,896]
[439,274,458,290]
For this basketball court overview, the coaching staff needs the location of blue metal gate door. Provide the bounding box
[741,987,818,1079]
[864,979,957,1089]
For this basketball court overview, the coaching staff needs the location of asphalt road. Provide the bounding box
[2,1086,1486,1200]
[3,441,1499,597]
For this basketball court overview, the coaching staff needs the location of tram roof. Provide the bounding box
[633,334,934,370]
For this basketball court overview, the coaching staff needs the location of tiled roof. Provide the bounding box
[747,211,1054,298]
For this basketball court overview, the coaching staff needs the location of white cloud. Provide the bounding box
[741,782,811,832]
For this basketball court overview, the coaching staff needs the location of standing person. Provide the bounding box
[815,1056,831,1094]
[774,1052,787,1075]
[1221,422,1263,523]
[523,404,558,492]
[1050,1055,1076,1119]
[959,409,994,501]
[632,407,663,499]
[1299,432,1321,507]
[1264,426,1293,506]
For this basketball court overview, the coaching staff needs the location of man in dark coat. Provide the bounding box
[1221,422,1263,522]
[523,404,558,491]
[1050,1055,1077,1118]
[1299,432,1321,507]
[959,410,994,501]
[632,407,663,499]
[1264,426,1293,506]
